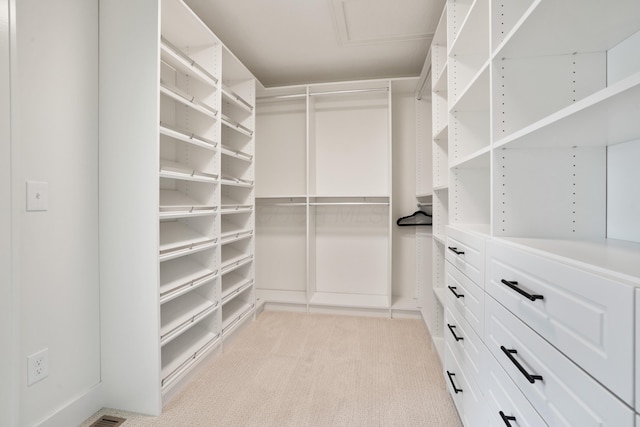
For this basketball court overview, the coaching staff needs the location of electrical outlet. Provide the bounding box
[27,348,49,386]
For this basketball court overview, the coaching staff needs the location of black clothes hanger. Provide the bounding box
[396,210,432,226]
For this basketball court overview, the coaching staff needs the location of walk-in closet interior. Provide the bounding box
[3,0,640,426]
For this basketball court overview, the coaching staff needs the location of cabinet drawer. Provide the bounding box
[445,226,485,286]
[445,261,484,337]
[485,348,548,427]
[485,296,634,427]
[445,305,484,385]
[444,339,486,427]
[486,240,634,404]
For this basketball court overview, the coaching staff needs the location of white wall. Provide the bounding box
[392,85,420,302]
[0,0,16,425]
[12,0,102,425]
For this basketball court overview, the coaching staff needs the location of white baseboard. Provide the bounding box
[36,382,103,427]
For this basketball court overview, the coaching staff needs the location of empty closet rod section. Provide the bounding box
[309,202,389,206]
[257,87,388,101]
[309,87,388,96]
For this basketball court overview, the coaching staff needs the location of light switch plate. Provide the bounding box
[26,181,48,211]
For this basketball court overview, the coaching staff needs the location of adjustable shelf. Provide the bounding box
[220,176,254,188]
[221,270,254,304]
[221,244,254,273]
[159,160,218,183]
[221,195,253,213]
[222,84,253,113]
[160,37,219,88]
[160,324,220,390]
[221,286,254,336]
[159,220,218,262]
[159,189,217,219]
[221,144,253,162]
[221,114,253,137]
[160,122,219,151]
[159,257,217,304]
[160,292,218,346]
[160,82,219,120]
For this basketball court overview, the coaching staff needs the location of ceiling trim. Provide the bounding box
[329,0,434,46]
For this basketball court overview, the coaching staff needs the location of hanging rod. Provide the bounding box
[256,93,306,101]
[309,202,389,206]
[309,87,388,97]
[417,202,433,207]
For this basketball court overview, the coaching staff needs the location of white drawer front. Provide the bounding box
[445,226,485,286]
[485,296,634,427]
[485,348,548,427]
[486,240,634,404]
[446,261,484,337]
[445,305,484,385]
[444,339,486,427]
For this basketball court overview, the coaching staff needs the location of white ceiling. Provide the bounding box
[184,0,446,88]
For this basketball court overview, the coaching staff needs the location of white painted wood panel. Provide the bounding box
[445,261,484,337]
[445,226,485,285]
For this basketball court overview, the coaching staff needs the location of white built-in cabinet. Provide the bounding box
[256,80,422,314]
[427,0,640,425]
[100,0,255,415]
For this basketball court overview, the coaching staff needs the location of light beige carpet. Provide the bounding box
[81,310,462,427]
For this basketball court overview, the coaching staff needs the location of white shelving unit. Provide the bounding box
[255,80,393,313]
[99,0,255,415]
[427,0,640,425]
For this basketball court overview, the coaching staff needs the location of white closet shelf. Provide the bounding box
[433,233,447,246]
[159,221,218,262]
[221,115,253,137]
[433,123,449,143]
[449,147,490,169]
[160,160,218,183]
[160,122,218,151]
[221,145,253,162]
[494,0,640,59]
[494,72,640,149]
[160,293,218,346]
[221,246,253,273]
[222,84,254,113]
[308,196,389,206]
[449,62,489,112]
[448,0,489,56]
[433,63,448,94]
[220,176,254,188]
[160,83,218,119]
[160,258,217,304]
[497,237,640,286]
[159,189,217,218]
[433,184,449,192]
[447,223,491,239]
[221,229,253,244]
[222,272,254,304]
[160,37,219,88]
[161,325,220,389]
[222,296,254,336]
[309,292,388,309]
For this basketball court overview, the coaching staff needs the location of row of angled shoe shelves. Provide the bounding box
[158,32,255,391]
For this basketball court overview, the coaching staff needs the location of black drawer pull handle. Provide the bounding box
[501,279,544,302]
[446,371,462,394]
[447,286,464,298]
[500,346,543,384]
[499,411,516,426]
[448,246,465,255]
[447,324,464,341]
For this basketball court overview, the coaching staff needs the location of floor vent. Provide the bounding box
[90,415,126,427]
